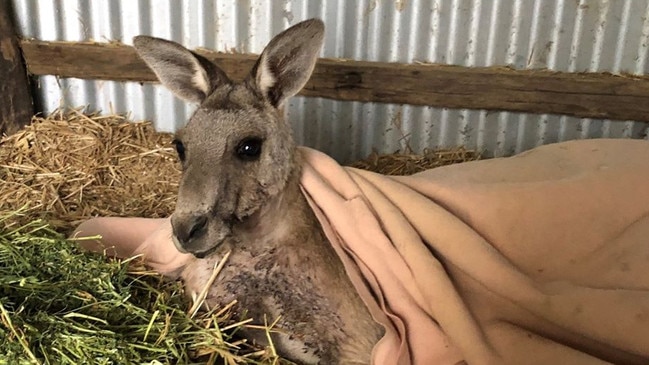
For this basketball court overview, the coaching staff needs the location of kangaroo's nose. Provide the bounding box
[171,214,208,246]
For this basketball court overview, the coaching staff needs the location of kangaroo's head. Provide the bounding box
[133,19,324,257]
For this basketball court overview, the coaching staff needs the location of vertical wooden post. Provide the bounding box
[0,0,33,136]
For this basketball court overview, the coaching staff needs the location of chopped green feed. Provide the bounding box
[0,217,286,365]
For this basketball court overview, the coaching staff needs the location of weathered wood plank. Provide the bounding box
[20,39,649,122]
[0,2,33,135]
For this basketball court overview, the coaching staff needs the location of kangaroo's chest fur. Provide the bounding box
[180,194,382,364]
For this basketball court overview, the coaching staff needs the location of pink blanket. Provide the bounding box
[74,139,649,364]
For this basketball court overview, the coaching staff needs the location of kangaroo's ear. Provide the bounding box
[248,19,324,108]
[133,36,231,104]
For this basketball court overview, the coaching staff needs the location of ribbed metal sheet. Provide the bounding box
[11,0,649,163]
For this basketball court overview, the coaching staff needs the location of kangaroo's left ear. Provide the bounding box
[248,19,325,108]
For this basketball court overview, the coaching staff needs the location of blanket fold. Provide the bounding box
[298,139,649,365]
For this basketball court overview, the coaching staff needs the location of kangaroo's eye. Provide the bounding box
[236,137,263,161]
[172,139,186,161]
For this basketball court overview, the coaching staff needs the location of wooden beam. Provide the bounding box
[0,2,34,135]
[20,39,649,123]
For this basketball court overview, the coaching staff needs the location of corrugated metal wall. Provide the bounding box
[11,0,649,163]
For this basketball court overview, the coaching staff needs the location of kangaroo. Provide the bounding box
[133,19,383,364]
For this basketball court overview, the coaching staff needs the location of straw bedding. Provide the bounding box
[0,108,480,364]
[0,108,181,234]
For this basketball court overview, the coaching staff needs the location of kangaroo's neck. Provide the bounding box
[232,152,321,252]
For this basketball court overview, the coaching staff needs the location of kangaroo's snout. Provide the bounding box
[170,212,231,258]
[171,213,207,251]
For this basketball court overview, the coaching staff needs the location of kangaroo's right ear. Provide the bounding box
[133,36,231,104]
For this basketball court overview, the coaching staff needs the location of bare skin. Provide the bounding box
[132,19,383,364]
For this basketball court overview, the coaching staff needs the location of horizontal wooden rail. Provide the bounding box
[20,39,649,122]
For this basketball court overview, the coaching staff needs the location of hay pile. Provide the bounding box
[0,109,480,364]
[350,148,480,175]
[0,109,180,234]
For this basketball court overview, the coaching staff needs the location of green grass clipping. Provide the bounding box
[0,214,283,365]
